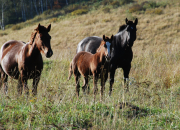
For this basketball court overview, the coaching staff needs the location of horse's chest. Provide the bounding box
[19,55,43,75]
[91,62,102,74]
[113,49,133,63]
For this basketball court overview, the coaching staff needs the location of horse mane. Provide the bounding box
[29,31,37,45]
[96,40,105,52]
[126,20,133,25]
[118,20,134,32]
[35,24,48,33]
[118,24,127,32]
[29,24,49,45]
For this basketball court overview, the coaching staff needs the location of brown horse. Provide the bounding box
[68,35,113,100]
[0,23,53,95]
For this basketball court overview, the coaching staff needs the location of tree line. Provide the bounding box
[0,0,91,30]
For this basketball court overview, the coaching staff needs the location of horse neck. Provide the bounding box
[94,45,106,63]
[28,35,41,57]
[114,30,128,49]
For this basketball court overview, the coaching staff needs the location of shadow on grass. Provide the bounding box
[117,102,157,119]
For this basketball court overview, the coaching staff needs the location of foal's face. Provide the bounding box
[125,18,138,47]
[103,35,114,62]
[35,24,53,58]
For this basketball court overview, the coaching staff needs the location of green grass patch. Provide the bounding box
[129,4,144,13]
[102,7,111,13]
[0,32,8,37]
[110,1,120,8]
[71,9,88,16]
[49,18,58,23]
[145,8,163,15]
[12,24,23,30]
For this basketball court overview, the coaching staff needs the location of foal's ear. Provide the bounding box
[125,18,128,24]
[103,35,105,40]
[35,23,41,32]
[47,24,51,32]
[134,18,138,25]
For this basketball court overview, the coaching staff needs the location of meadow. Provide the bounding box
[0,0,180,129]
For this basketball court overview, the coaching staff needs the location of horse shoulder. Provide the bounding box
[89,54,99,74]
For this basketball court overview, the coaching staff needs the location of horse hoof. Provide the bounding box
[109,91,111,96]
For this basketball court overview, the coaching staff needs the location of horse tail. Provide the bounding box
[68,61,73,80]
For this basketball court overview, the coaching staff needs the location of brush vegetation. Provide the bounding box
[0,0,180,129]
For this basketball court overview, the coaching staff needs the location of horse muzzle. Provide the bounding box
[46,50,53,58]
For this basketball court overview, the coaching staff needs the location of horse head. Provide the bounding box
[125,18,138,47]
[33,23,53,58]
[103,35,114,62]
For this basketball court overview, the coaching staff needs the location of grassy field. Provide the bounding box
[0,0,180,129]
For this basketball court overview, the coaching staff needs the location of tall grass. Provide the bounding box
[0,0,180,129]
[1,45,180,129]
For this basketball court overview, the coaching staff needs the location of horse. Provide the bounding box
[68,35,113,100]
[76,18,138,95]
[0,23,53,95]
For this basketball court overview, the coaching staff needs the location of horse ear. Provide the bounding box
[134,18,138,25]
[111,35,114,41]
[125,18,128,24]
[103,35,105,40]
[35,23,40,32]
[47,24,51,32]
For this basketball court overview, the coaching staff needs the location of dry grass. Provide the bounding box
[0,0,180,129]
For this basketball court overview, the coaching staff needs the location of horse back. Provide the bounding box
[0,40,24,61]
[76,36,102,54]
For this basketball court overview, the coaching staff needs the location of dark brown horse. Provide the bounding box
[76,18,138,95]
[68,35,113,100]
[0,23,53,95]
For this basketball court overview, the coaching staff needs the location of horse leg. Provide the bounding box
[109,64,117,96]
[122,64,131,92]
[0,66,3,89]
[0,65,8,94]
[93,74,98,102]
[1,72,8,95]
[22,79,29,95]
[32,76,40,96]
[75,73,80,98]
[100,68,107,101]
[17,76,23,95]
[82,76,88,95]
[87,83,90,95]
[20,71,29,95]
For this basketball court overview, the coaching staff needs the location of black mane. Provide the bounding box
[118,24,127,33]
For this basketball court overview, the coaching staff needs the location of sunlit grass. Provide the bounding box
[0,0,180,129]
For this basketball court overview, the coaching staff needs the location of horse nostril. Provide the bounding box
[50,51,53,56]
[46,51,53,58]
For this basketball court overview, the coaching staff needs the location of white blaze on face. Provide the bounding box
[106,42,111,57]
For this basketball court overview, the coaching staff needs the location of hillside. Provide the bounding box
[0,0,180,129]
